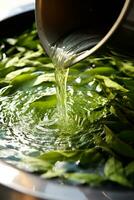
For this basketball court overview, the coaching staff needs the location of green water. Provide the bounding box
[0,27,108,162]
[1,26,134,188]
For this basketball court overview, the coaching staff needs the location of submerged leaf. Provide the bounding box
[39,150,82,164]
[104,157,132,187]
[21,157,52,172]
[96,75,128,92]
[104,126,134,158]
[125,162,134,176]
[5,67,35,81]
[33,73,55,86]
[65,173,105,186]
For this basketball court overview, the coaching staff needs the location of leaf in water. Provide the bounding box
[21,157,52,172]
[42,161,79,179]
[120,62,134,77]
[6,38,17,45]
[95,75,128,92]
[64,173,105,186]
[44,63,54,69]
[79,148,102,166]
[5,67,35,81]
[94,135,115,156]
[104,126,134,158]
[36,57,52,65]
[125,162,134,176]
[30,95,56,110]
[104,157,123,176]
[11,73,37,89]
[33,73,55,86]
[22,49,43,60]
[16,34,39,50]
[83,66,116,77]
[0,85,12,96]
[5,57,19,68]
[39,150,82,164]
[104,157,132,187]
[42,170,64,179]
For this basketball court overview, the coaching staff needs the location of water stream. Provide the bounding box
[50,30,101,122]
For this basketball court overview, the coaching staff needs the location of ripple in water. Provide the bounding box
[0,30,102,166]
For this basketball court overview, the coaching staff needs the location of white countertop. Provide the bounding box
[0,0,34,21]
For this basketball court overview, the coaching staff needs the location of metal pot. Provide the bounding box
[36,0,134,66]
[0,7,134,200]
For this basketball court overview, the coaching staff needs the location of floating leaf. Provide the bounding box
[6,67,35,81]
[96,75,128,92]
[65,173,105,186]
[104,126,134,158]
[33,73,55,86]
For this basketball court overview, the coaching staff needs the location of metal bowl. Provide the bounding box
[0,8,134,200]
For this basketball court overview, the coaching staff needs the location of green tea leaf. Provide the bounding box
[65,173,105,186]
[104,157,132,187]
[125,162,134,176]
[33,73,55,86]
[104,126,134,158]
[21,157,52,172]
[96,75,128,92]
[5,67,35,81]
[39,150,82,164]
